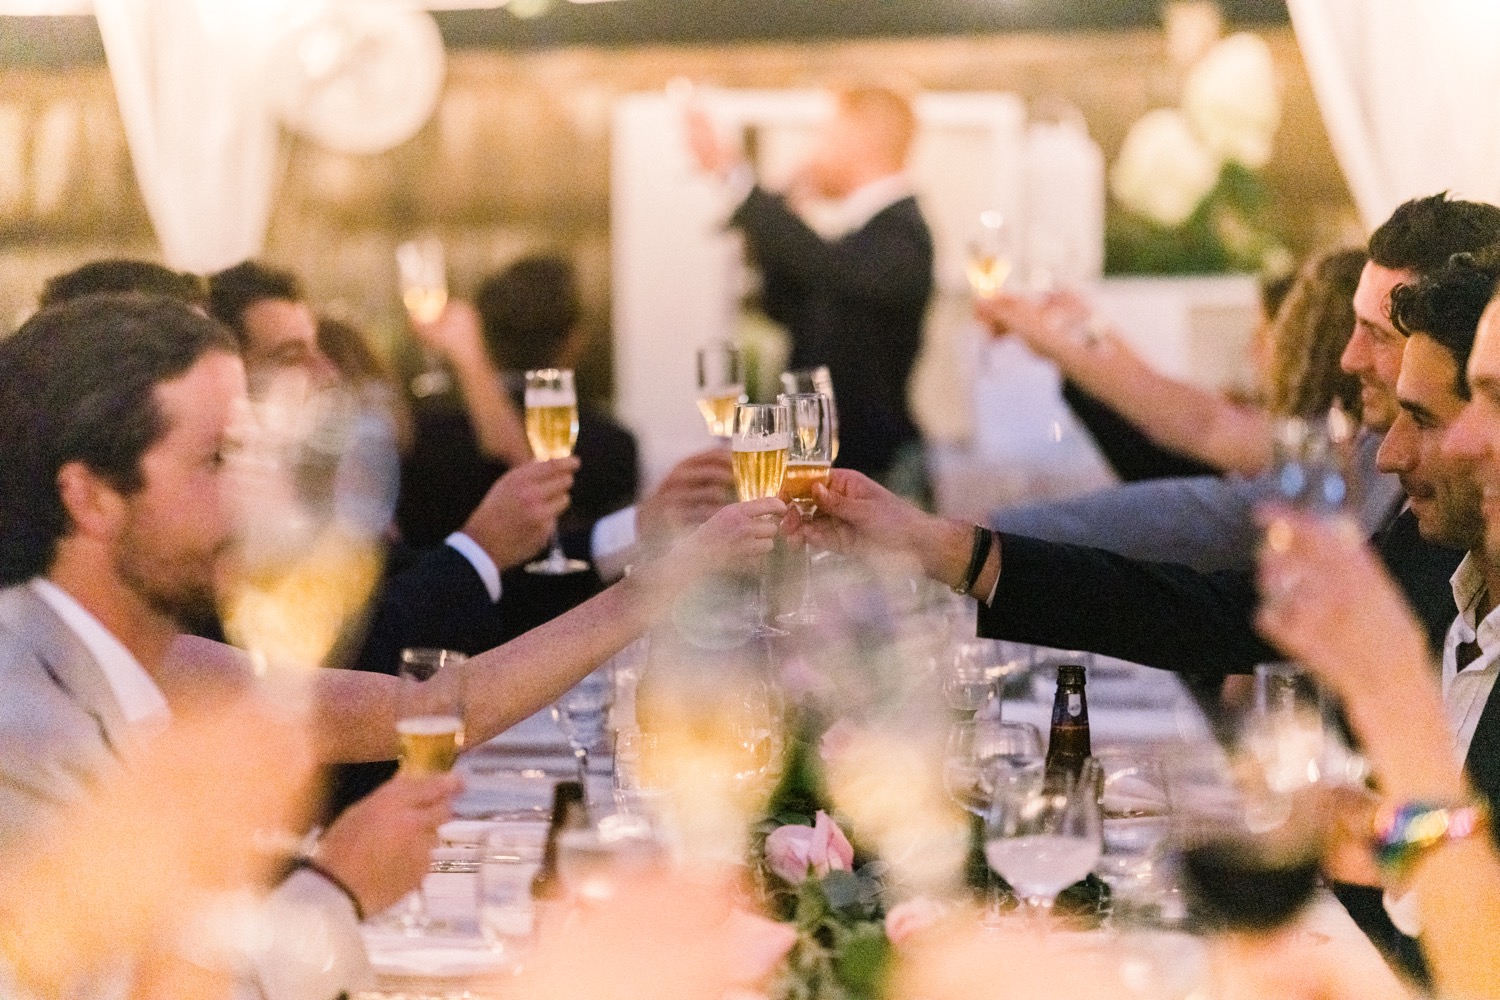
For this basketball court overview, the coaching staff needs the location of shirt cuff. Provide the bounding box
[591,506,640,584]
[446,532,502,603]
[1383,887,1422,938]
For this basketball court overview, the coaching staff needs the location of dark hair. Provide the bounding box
[474,256,580,372]
[0,294,237,585]
[1368,193,1500,277]
[1259,270,1297,321]
[207,260,304,341]
[1390,250,1500,398]
[40,260,207,310]
[1264,247,1367,419]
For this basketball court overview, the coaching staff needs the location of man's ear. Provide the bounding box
[56,461,126,542]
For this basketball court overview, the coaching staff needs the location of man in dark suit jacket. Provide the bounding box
[688,87,935,490]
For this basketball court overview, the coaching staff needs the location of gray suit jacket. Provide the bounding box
[991,431,1402,573]
[0,582,371,1000]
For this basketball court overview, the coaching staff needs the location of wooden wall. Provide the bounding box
[0,26,1358,401]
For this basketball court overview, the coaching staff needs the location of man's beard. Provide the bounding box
[115,525,221,631]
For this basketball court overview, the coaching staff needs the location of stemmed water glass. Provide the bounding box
[943,720,1043,927]
[732,402,790,637]
[777,392,834,627]
[984,766,1102,929]
[697,343,746,443]
[524,368,590,575]
[780,366,838,462]
[396,236,453,398]
[552,667,615,801]
[966,210,1015,299]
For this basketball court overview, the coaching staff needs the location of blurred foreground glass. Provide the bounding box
[780,365,838,461]
[985,765,1101,927]
[778,392,834,627]
[1268,409,1356,516]
[524,368,589,575]
[557,811,664,903]
[732,402,789,638]
[966,210,1015,299]
[697,343,746,442]
[396,237,452,398]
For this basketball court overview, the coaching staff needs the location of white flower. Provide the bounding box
[1110,108,1222,227]
[1183,32,1281,169]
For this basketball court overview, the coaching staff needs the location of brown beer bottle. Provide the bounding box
[1045,664,1091,780]
[531,780,588,901]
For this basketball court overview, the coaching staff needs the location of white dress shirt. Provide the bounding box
[30,578,169,729]
[1385,551,1500,936]
[444,532,502,602]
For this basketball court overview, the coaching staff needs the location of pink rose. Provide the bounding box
[765,810,855,884]
[883,897,950,946]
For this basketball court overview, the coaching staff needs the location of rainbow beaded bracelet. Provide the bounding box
[1372,799,1489,880]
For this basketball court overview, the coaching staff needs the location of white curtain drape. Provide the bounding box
[1287,0,1500,232]
[93,0,290,274]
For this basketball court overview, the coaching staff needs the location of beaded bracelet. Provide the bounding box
[1372,799,1489,880]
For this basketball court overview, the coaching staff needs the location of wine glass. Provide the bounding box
[985,766,1102,928]
[396,236,452,399]
[941,640,1011,714]
[552,667,616,799]
[1093,750,1172,919]
[732,401,790,638]
[780,366,838,462]
[394,647,466,934]
[697,343,746,442]
[966,210,1015,299]
[944,720,1043,927]
[777,392,834,627]
[524,368,590,575]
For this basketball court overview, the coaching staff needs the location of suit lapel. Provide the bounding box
[0,584,132,757]
[1467,682,1500,815]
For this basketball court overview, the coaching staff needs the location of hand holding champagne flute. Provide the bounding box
[697,343,747,442]
[525,368,590,575]
[732,402,789,637]
[778,392,833,627]
[966,210,1014,300]
[396,237,453,398]
[780,366,838,462]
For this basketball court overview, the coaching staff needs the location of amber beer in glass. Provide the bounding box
[397,648,467,776]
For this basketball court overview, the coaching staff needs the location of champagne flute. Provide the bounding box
[552,667,615,800]
[944,721,1043,927]
[524,368,590,575]
[777,392,833,627]
[985,766,1102,929]
[732,402,789,637]
[395,647,466,935]
[396,237,452,398]
[780,366,838,462]
[697,343,747,443]
[1268,409,1355,517]
[967,210,1015,299]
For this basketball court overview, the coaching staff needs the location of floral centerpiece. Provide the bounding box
[1106,6,1292,276]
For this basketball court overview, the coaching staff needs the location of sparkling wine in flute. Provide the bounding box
[398,714,465,775]
[697,386,745,440]
[526,398,580,460]
[782,461,831,516]
[403,286,448,326]
[732,438,790,501]
[967,210,1015,299]
[966,254,1013,299]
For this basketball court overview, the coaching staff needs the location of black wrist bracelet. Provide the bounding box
[954,526,994,596]
[288,857,366,923]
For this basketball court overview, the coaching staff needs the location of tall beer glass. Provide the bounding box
[524,368,590,575]
[732,402,789,637]
[395,647,467,934]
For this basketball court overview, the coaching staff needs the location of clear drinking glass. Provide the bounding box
[396,236,453,398]
[556,812,664,903]
[697,343,747,442]
[1268,409,1355,516]
[780,366,838,461]
[1094,750,1172,916]
[944,721,1043,927]
[478,822,548,955]
[524,368,590,575]
[552,667,615,799]
[777,392,834,627]
[966,210,1015,299]
[732,402,790,637]
[394,648,466,935]
[985,766,1102,928]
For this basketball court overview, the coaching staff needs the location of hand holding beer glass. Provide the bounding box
[395,647,466,934]
[732,402,789,637]
[778,393,833,627]
[697,343,747,442]
[524,368,590,575]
